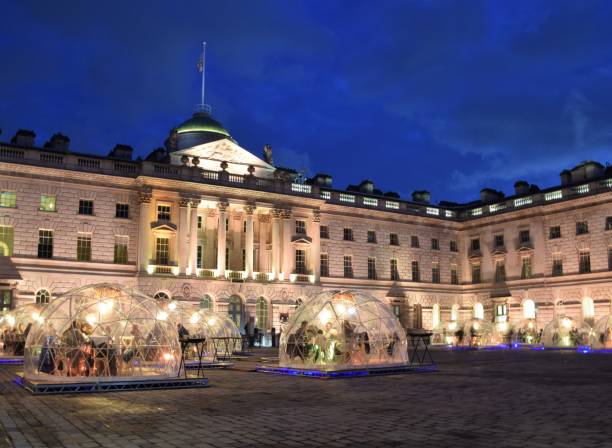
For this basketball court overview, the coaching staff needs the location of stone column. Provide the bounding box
[311,209,321,282]
[178,197,190,275]
[271,208,282,280]
[245,204,256,279]
[216,200,229,277]
[281,209,292,280]
[188,198,200,275]
[137,188,152,273]
[258,214,270,273]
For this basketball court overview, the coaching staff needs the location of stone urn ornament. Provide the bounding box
[220,160,228,171]
[180,155,189,166]
[192,156,200,167]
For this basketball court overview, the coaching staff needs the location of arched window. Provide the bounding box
[154,291,170,302]
[473,302,484,320]
[451,304,459,322]
[35,289,50,304]
[256,297,268,329]
[228,295,242,328]
[432,303,441,328]
[582,297,595,319]
[523,299,536,320]
[200,294,213,310]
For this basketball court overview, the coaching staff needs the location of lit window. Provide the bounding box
[115,203,129,218]
[514,197,532,207]
[79,199,94,216]
[339,193,355,203]
[114,236,128,264]
[295,249,307,274]
[320,191,331,200]
[291,183,311,194]
[426,207,439,216]
[470,207,483,216]
[363,197,378,207]
[76,234,92,261]
[0,226,14,256]
[154,291,170,301]
[256,297,268,328]
[37,230,53,258]
[0,191,16,208]
[39,195,56,212]
[385,201,399,210]
[390,259,399,281]
[489,203,506,213]
[521,257,532,279]
[544,190,562,201]
[574,184,589,194]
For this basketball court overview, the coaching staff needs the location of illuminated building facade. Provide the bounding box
[1,114,611,342]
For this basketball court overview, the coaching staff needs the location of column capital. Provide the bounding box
[190,197,201,208]
[281,209,292,220]
[218,200,229,212]
[312,209,321,223]
[258,214,271,223]
[178,197,191,208]
[138,188,153,204]
[272,208,283,219]
[244,203,256,215]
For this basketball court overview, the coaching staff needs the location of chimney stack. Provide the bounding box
[44,133,70,152]
[11,130,36,147]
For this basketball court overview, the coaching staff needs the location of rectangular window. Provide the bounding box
[431,238,439,250]
[451,266,458,285]
[495,261,506,282]
[115,203,129,219]
[390,259,399,281]
[0,226,14,256]
[113,236,128,264]
[471,238,480,251]
[343,255,353,278]
[494,234,504,248]
[197,216,202,229]
[367,230,377,243]
[471,264,481,284]
[411,236,419,248]
[157,204,171,222]
[521,257,532,279]
[363,197,378,207]
[390,233,399,246]
[411,261,420,282]
[552,256,563,276]
[39,194,56,212]
[76,234,92,261]
[225,218,229,232]
[549,226,561,239]
[339,193,355,204]
[579,250,591,274]
[155,237,170,265]
[368,257,377,280]
[320,254,329,277]
[197,245,202,269]
[1,290,11,311]
[320,226,329,239]
[606,217,612,231]
[343,228,353,241]
[295,249,306,274]
[576,221,589,235]
[519,230,531,244]
[608,247,612,271]
[295,220,306,235]
[432,264,440,283]
[78,199,94,216]
[37,230,53,259]
[242,249,246,271]
[225,247,230,269]
[450,240,458,252]
[0,191,16,208]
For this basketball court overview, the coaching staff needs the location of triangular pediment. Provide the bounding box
[171,139,275,178]
[150,222,177,232]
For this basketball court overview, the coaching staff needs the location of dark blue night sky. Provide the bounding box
[1,1,611,203]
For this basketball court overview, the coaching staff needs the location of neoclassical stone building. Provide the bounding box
[1,112,611,340]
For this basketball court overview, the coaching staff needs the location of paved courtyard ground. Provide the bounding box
[0,348,611,448]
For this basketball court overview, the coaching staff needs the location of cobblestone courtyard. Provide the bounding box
[0,348,611,448]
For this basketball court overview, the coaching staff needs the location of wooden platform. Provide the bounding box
[14,373,209,395]
[255,363,437,379]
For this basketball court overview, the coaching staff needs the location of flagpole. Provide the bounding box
[201,42,206,108]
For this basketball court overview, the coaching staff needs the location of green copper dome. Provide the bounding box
[176,112,230,137]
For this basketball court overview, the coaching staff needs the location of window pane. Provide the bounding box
[0,191,16,208]
[40,195,56,212]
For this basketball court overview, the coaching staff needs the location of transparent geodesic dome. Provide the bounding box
[490,321,512,346]
[541,315,592,348]
[512,318,541,345]
[24,283,180,382]
[171,305,242,358]
[279,290,408,371]
[2,303,45,333]
[459,318,496,348]
[589,315,612,350]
